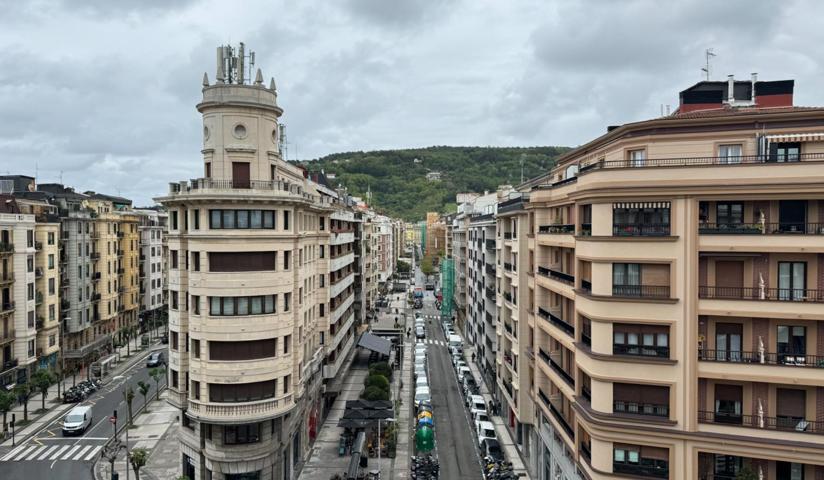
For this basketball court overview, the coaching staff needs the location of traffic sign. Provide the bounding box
[109,416,117,424]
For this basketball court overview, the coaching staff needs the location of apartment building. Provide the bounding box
[520,76,824,480]
[324,207,357,382]
[157,47,336,480]
[135,208,168,331]
[452,203,469,335]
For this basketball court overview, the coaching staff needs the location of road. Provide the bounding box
[0,346,165,480]
[413,266,480,480]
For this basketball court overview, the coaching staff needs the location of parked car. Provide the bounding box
[481,438,504,462]
[468,395,487,417]
[416,326,426,339]
[414,344,427,356]
[477,420,497,447]
[414,364,426,379]
[416,376,428,389]
[473,410,491,431]
[457,366,471,383]
[146,351,165,367]
[415,387,431,408]
[62,404,93,436]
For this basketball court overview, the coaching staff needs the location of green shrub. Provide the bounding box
[369,362,392,380]
[361,386,390,401]
[364,374,390,393]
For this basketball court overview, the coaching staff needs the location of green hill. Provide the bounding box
[299,146,569,221]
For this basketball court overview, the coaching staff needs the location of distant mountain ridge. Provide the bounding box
[298,146,570,221]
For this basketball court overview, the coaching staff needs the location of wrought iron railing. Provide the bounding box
[697,410,824,434]
[698,349,824,368]
[613,285,671,298]
[613,400,669,417]
[613,343,670,359]
[613,223,671,236]
[698,285,824,302]
[699,222,824,235]
[538,224,574,234]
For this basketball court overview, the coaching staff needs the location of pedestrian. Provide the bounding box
[488,400,494,415]
[471,352,476,363]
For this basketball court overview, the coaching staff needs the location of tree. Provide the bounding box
[101,440,124,479]
[0,389,14,434]
[14,383,33,423]
[364,374,390,393]
[123,386,135,427]
[361,386,390,401]
[397,260,411,274]
[31,369,54,412]
[129,447,149,480]
[137,381,151,413]
[149,367,166,401]
[420,255,435,276]
[122,326,135,357]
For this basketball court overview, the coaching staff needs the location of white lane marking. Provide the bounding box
[73,445,92,460]
[37,445,59,460]
[49,445,70,460]
[23,446,47,461]
[61,445,81,460]
[3,444,34,461]
[84,445,102,461]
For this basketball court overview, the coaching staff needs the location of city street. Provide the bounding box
[0,346,165,480]
[414,267,481,480]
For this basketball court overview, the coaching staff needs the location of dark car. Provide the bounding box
[160,334,169,344]
[146,351,165,367]
[481,438,504,462]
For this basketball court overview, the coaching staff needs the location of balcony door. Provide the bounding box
[715,323,742,362]
[715,261,743,298]
[232,162,250,189]
[777,325,806,364]
[776,461,805,480]
[776,388,806,430]
[779,200,806,233]
[714,384,742,424]
[778,262,806,300]
[769,142,801,162]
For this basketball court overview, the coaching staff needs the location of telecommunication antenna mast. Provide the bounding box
[216,42,257,85]
[701,48,716,81]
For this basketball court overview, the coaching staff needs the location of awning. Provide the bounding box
[357,332,392,356]
[613,201,671,209]
[765,133,824,143]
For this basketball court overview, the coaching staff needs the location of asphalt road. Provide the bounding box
[413,267,481,480]
[0,346,166,480]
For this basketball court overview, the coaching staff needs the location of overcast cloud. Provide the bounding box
[1,0,822,205]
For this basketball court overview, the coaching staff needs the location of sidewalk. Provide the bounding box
[461,336,530,478]
[94,390,179,480]
[1,328,165,448]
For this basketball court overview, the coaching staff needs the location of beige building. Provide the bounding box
[157,44,336,480]
[519,76,824,479]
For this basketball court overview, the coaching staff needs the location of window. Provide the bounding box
[224,423,260,445]
[319,245,325,259]
[612,263,640,290]
[718,144,742,164]
[777,325,806,363]
[284,292,291,312]
[48,254,54,269]
[171,370,179,388]
[191,295,200,315]
[192,252,200,272]
[192,339,200,359]
[716,202,744,225]
[191,380,200,400]
[208,295,277,316]
[284,335,291,354]
[205,162,211,178]
[171,331,179,351]
[284,251,291,270]
[613,444,669,478]
[613,324,669,358]
[209,252,276,272]
[283,211,290,231]
[320,274,325,288]
[170,250,178,269]
[319,217,325,231]
[47,232,55,245]
[612,203,670,236]
[209,380,276,403]
[778,262,806,300]
[209,339,277,360]
[613,383,669,417]
[769,142,801,163]
[319,304,325,317]
[283,374,290,394]
[171,290,179,310]
[209,210,275,229]
[192,209,200,230]
[171,211,178,230]
[714,384,743,423]
[628,149,646,167]
[49,278,55,295]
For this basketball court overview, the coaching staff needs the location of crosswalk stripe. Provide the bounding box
[3,444,32,461]
[24,446,47,461]
[61,445,81,460]
[84,445,102,461]
[73,445,92,461]
[37,445,59,460]
[50,445,70,460]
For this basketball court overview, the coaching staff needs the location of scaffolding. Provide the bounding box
[440,258,454,318]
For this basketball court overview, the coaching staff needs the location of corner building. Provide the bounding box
[158,49,332,480]
[523,77,824,479]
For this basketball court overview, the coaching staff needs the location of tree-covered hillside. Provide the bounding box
[299,146,569,221]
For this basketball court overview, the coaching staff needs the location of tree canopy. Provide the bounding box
[298,146,569,221]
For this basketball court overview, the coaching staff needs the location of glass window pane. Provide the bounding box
[265,295,275,313]
[237,210,249,228]
[263,211,274,229]
[211,210,222,228]
[627,333,638,345]
[237,297,249,315]
[250,210,262,228]
[223,210,235,229]
[628,451,639,463]
[223,297,235,315]
[657,334,668,347]
[614,332,624,344]
[211,297,221,315]
[614,449,625,462]
[643,333,654,346]
[251,296,263,314]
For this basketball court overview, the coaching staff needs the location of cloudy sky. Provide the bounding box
[1,0,822,205]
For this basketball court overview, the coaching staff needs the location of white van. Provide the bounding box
[477,420,497,447]
[62,404,93,436]
[448,334,463,350]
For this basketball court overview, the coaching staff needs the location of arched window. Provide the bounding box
[565,164,579,179]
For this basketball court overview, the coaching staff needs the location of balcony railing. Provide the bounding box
[614,343,670,359]
[580,152,824,171]
[0,273,13,285]
[503,291,515,305]
[503,262,513,272]
[613,462,670,479]
[485,264,495,275]
[699,285,824,303]
[2,358,19,372]
[613,284,671,299]
[485,287,495,300]
[537,266,574,285]
[90,252,100,260]
[503,232,513,240]
[549,400,574,438]
[549,355,575,388]
[698,410,824,435]
[613,223,671,236]
[0,243,14,254]
[0,301,15,314]
[485,239,495,250]
[581,279,592,294]
[580,223,592,236]
[614,400,669,418]
[538,224,574,234]
[699,222,824,235]
[35,267,44,278]
[537,307,574,337]
[698,349,824,368]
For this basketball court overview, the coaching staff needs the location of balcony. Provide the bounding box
[580,152,824,171]
[538,224,574,234]
[537,307,574,337]
[0,301,15,315]
[614,343,670,359]
[35,291,43,305]
[485,287,495,300]
[485,239,495,250]
[613,223,671,236]
[0,243,13,255]
[503,291,515,305]
[537,266,574,285]
[579,223,592,236]
[699,349,824,368]
[539,348,574,388]
[698,285,824,303]
[613,462,669,479]
[699,221,824,235]
[117,268,125,274]
[35,267,43,278]
[62,333,112,359]
[2,358,19,373]
[117,231,125,238]
[167,178,325,204]
[91,293,101,302]
[117,249,124,257]
[485,264,495,275]
[697,410,824,435]
[613,400,669,418]
[92,272,101,281]
[90,252,100,260]
[0,327,15,345]
[612,284,671,299]
[0,273,13,286]
[503,232,513,240]
[548,397,574,438]
[503,262,513,272]
[187,394,294,424]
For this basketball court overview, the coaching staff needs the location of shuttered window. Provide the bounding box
[209,295,277,316]
[209,252,276,272]
[209,380,276,403]
[210,339,277,361]
[209,209,275,229]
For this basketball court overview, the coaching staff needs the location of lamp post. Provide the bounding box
[377,417,396,479]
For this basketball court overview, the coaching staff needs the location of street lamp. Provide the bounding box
[377,417,396,479]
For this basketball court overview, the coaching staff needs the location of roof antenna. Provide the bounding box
[701,48,716,81]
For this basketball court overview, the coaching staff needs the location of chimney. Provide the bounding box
[751,73,758,102]
[727,75,735,103]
